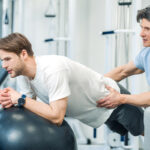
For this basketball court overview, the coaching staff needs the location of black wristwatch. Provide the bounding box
[18,94,26,107]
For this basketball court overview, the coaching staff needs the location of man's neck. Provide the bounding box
[22,56,36,79]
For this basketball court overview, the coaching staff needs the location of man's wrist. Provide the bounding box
[121,94,127,104]
[15,94,22,104]
[17,94,26,107]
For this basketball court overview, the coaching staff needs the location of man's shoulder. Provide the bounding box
[36,55,68,63]
[145,47,150,49]
[139,47,150,56]
[141,47,150,52]
[36,55,69,73]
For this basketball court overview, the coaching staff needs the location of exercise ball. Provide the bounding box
[0,107,77,150]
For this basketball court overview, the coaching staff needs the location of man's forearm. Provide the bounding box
[0,88,67,125]
[122,92,150,107]
[104,61,142,81]
[105,67,126,81]
[24,97,67,125]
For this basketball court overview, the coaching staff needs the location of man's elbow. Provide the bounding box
[54,118,64,126]
[119,71,129,80]
[48,116,64,126]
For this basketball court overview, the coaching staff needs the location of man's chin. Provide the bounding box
[143,43,150,47]
[10,74,16,78]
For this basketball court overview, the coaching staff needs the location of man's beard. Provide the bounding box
[13,65,24,77]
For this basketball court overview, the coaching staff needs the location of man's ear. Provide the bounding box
[20,49,28,60]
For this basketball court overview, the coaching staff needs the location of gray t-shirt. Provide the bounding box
[18,55,120,128]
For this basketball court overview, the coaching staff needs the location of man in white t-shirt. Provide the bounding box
[0,33,144,136]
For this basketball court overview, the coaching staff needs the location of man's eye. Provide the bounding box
[5,58,10,61]
[145,28,150,31]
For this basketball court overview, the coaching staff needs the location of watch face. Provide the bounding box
[18,98,25,107]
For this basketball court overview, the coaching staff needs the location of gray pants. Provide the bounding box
[105,83,144,136]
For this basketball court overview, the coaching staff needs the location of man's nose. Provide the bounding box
[140,29,146,37]
[2,62,7,69]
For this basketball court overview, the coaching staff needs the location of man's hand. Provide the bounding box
[0,87,21,109]
[0,88,13,108]
[96,85,124,108]
[5,87,21,104]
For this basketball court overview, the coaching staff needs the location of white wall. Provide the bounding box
[14,0,56,55]
[69,0,106,74]
[14,0,106,74]
[88,0,106,74]
[142,0,150,8]
[69,0,90,65]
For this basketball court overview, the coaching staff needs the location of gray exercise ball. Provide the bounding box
[0,107,77,150]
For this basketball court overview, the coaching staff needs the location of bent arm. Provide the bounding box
[1,87,68,126]
[105,61,144,81]
[24,97,68,126]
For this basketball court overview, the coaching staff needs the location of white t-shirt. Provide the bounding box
[18,55,120,128]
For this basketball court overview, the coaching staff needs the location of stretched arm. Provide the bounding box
[105,61,144,81]
[97,85,150,108]
[1,87,68,126]
[122,92,150,107]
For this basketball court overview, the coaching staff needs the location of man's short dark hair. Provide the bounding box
[137,6,150,22]
[0,33,34,56]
